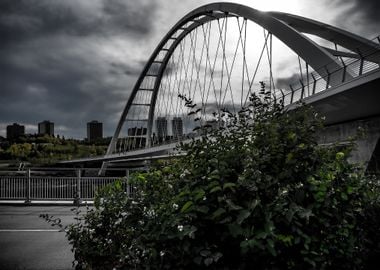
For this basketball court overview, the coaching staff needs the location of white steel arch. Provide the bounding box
[106,2,379,155]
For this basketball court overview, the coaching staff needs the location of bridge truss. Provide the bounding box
[106,2,380,157]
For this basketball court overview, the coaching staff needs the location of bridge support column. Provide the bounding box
[318,115,380,172]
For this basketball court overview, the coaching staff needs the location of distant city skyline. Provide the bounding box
[1,0,379,138]
[2,120,104,140]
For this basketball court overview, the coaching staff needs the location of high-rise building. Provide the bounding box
[6,123,25,140]
[87,120,103,141]
[38,120,54,136]
[172,117,183,139]
[156,117,168,140]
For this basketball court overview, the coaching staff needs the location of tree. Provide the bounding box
[43,84,380,269]
[6,143,32,160]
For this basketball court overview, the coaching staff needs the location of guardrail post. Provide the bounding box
[359,57,364,76]
[342,63,347,82]
[25,169,31,204]
[325,67,330,89]
[289,85,295,103]
[356,48,364,76]
[74,169,81,206]
[300,80,305,99]
[311,73,317,94]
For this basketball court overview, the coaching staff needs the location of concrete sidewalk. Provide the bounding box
[0,200,94,205]
[0,205,88,270]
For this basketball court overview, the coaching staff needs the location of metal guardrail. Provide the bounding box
[278,36,380,105]
[0,169,129,204]
[113,36,380,154]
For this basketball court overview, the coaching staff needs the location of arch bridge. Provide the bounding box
[65,3,380,167]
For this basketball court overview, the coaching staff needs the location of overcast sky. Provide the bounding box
[0,0,379,139]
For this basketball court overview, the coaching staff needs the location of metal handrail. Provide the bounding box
[113,35,380,153]
[278,35,380,104]
[0,169,130,204]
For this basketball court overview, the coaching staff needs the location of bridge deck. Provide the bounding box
[292,68,380,125]
[63,68,380,165]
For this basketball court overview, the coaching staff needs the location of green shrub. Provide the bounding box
[43,85,380,269]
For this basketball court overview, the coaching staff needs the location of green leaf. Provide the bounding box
[226,199,243,211]
[208,181,219,188]
[249,199,260,210]
[212,252,223,262]
[277,234,293,246]
[183,225,197,239]
[237,209,251,224]
[267,238,275,247]
[200,250,212,257]
[136,174,145,182]
[252,239,265,249]
[299,208,314,221]
[267,239,277,256]
[240,240,250,252]
[223,182,237,191]
[204,257,213,266]
[228,223,243,237]
[210,186,222,193]
[178,191,189,197]
[256,231,267,239]
[181,201,193,213]
[193,189,206,201]
[286,209,295,223]
[209,174,220,180]
[212,208,226,219]
[209,158,218,165]
[264,221,275,234]
[286,153,294,163]
[196,205,209,214]
[210,169,220,175]
[114,180,122,190]
[219,216,232,224]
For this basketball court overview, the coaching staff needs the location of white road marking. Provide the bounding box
[0,229,62,232]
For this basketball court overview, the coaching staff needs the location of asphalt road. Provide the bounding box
[0,205,88,270]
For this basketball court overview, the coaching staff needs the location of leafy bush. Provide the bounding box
[43,85,380,269]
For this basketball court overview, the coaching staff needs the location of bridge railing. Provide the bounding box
[279,36,380,105]
[0,169,131,204]
[112,35,380,154]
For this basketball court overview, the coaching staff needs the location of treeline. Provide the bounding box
[0,134,111,165]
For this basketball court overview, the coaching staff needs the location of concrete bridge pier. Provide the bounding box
[318,115,380,172]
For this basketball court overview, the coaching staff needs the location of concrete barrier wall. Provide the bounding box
[318,115,380,170]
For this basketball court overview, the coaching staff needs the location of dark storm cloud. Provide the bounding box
[0,0,156,46]
[103,0,155,35]
[109,61,147,76]
[275,73,302,90]
[346,0,380,24]
[0,0,157,138]
[326,0,380,36]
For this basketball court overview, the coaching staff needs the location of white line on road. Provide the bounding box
[0,229,62,232]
